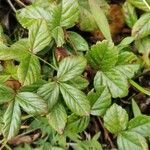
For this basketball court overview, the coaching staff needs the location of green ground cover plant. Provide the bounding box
[0,0,150,149]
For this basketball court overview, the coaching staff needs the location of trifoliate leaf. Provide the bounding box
[29,20,52,53]
[37,82,59,111]
[88,41,139,98]
[132,13,150,39]
[117,131,148,150]
[3,101,21,140]
[16,92,47,115]
[67,31,89,51]
[59,83,90,116]
[104,104,128,134]
[17,54,41,86]
[0,84,14,104]
[47,103,67,134]
[128,115,150,137]
[57,56,87,82]
[65,114,90,133]
[88,86,111,116]
[123,2,138,28]
[17,6,51,28]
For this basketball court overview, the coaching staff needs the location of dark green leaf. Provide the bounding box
[16,92,47,115]
[3,101,21,140]
[67,31,89,51]
[60,83,90,116]
[37,82,59,110]
[66,76,89,90]
[17,54,41,86]
[94,70,128,98]
[88,86,111,116]
[65,114,90,133]
[47,103,67,134]
[29,20,51,53]
[57,56,87,82]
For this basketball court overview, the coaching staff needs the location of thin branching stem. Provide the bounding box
[7,0,17,13]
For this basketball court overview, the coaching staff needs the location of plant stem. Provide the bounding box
[15,0,26,7]
[143,0,150,10]
[129,79,150,96]
[7,0,17,13]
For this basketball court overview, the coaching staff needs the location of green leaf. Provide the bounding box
[123,2,138,28]
[65,114,90,133]
[67,31,89,51]
[16,92,47,115]
[88,86,111,116]
[49,0,79,29]
[117,131,148,150]
[135,37,150,68]
[60,0,79,28]
[17,54,41,86]
[115,51,140,78]
[57,56,87,82]
[17,6,51,28]
[94,70,128,98]
[118,37,135,50]
[128,115,150,137]
[132,13,150,39]
[86,40,118,70]
[127,0,150,12]
[104,104,128,134]
[88,0,112,41]
[66,76,89,90]
[3,101,21,140]
[29,20,51,53]
[59,83,90,116]
[47,103,67,134]
[37,82,59,110]
[78,2,97,31]
[0,84,14,104]
[132,99,141,117]
[52,26,65,47]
